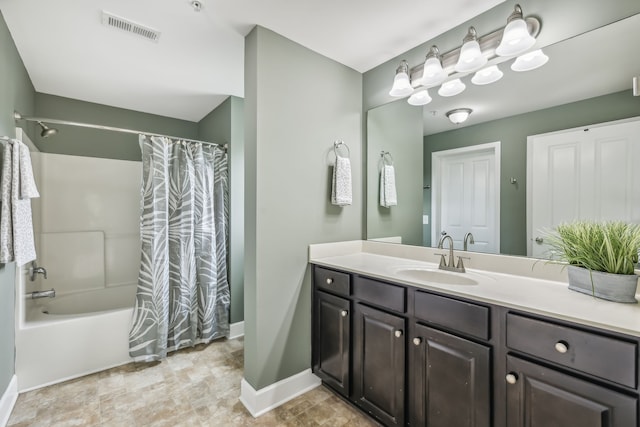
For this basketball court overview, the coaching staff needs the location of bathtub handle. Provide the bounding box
[28,261,47,281]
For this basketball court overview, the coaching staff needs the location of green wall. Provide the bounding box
[198,96,245,324]
[244,26,363,390]
[367,100,423,245]
[33,93,199,160]
[0,10,36,401]
[424,90,640,255]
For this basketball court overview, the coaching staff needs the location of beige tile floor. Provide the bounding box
[8,337,377,426]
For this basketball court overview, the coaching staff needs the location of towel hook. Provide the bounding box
[380,151,394,166]
[333,140,350,158]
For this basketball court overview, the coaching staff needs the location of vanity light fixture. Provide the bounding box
[495,4,536,57]
[471,65,504,85]
[446,108,472,124]
[389,60,413,97]
[421,46,447,87]
[454,27,487,73]
[438,79,466,97]
[511,49,549,72]
[408,89,433,106]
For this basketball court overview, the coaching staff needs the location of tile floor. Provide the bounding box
[8,337,376,426]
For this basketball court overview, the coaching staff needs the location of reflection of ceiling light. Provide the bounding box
[438,79,466,97]
[496,4,536,57]
[511,49,549,72]
[634,76,639,97]
[389,60,413,97]
[455,27,487,73]
[408,89,432,106]
[446,108,472,124]
[422,46,447,87]
[472,65,504,85]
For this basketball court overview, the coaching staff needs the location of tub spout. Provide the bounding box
[26,289,56,299]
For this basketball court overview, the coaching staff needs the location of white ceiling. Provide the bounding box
[0,0,504,122]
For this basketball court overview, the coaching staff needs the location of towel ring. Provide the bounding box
[334,140,350,158]
[380,151,394,166]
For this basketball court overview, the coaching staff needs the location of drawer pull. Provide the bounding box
[555,341,569,354]
[506,373,518,385]
[340,310,348,317]
[326,278,333,285]
[394,330,403,338]
[413,337,422,346]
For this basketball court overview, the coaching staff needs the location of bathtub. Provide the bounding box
[15,284,137,392]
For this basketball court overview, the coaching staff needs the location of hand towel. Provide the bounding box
[380,164,398,208]
[331,155,352,206]
[0,140,39,266]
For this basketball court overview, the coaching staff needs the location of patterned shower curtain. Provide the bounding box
[129,135,230,362]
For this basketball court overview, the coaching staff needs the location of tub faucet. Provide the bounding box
[28,261,47,281]
[26,289,55,299]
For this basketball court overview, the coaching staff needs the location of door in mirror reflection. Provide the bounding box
[432,142,500,254]
[528,118,640,258]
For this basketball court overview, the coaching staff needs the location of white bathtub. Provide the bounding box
[15,284,137,392]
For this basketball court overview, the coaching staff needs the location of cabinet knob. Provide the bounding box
[413,337,422,346]
[555,341,569,354]
[394,330,403,338]
[340,310,348,317]
[326,278,333,285]
[534,236,544,244]
[505,373,518,385]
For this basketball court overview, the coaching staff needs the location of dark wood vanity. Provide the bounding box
[312,264,639,427]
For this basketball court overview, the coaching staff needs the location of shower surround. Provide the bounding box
[16,150,141,391]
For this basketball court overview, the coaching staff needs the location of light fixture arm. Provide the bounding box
[408,16,540,87]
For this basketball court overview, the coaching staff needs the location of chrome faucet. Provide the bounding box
[26,289,55,299]
[464,232,475,251]
[28,261,47,281]
[436,233,467,273]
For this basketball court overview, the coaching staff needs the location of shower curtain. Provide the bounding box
[129,135,229,362]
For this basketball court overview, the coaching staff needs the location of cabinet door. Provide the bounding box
[313,291,350,397]
[410,323,491,427]
[506,355,637,427]
[353,303,405,426]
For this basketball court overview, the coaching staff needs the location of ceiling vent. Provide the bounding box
[101,11,161,43]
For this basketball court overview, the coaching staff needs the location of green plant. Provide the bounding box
[545,221,640,275]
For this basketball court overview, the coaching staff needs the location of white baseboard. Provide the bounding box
[239,369,321,417]
[227,321,244,339]
[0,376,18,427]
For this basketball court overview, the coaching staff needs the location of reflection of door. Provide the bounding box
[432,142,500,254]
[527,118,640,257]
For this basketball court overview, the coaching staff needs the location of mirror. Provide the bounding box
[366,13,640,257]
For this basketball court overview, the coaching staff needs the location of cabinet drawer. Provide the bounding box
[506,313,637,388]
[353,276,406,313]
[314,266,350,296]
[414,291,490,340]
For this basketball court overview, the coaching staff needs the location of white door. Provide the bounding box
[527,118,640,257]
[432,142,500,254]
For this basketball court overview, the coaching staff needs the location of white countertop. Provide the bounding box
[309,241,640,337]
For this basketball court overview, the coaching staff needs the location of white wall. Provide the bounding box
[30,153,141,295]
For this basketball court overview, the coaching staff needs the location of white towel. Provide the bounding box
[380,164,398,208]
[0,140,39,266]
[331,155,352,206]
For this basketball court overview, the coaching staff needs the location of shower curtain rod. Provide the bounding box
[13,112,227,149]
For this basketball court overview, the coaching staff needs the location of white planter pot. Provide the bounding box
[567,265,639,303]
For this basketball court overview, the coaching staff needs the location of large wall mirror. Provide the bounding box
[366,13,640,257]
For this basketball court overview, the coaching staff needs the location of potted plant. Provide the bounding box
[545,221,640,303]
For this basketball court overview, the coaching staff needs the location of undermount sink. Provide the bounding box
[394,267,479,286]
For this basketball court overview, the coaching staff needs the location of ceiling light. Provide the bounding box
[421,46,447,87]
[455,27,487,73]
[446,108,473,124]
[472,65,504,85]
[496,4,536,57]
[389,60,413,97]
[511,49,549,72]
[407,89,432,106]
[438,79,466,97]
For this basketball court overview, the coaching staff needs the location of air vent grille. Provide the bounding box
[101,11,161,43]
